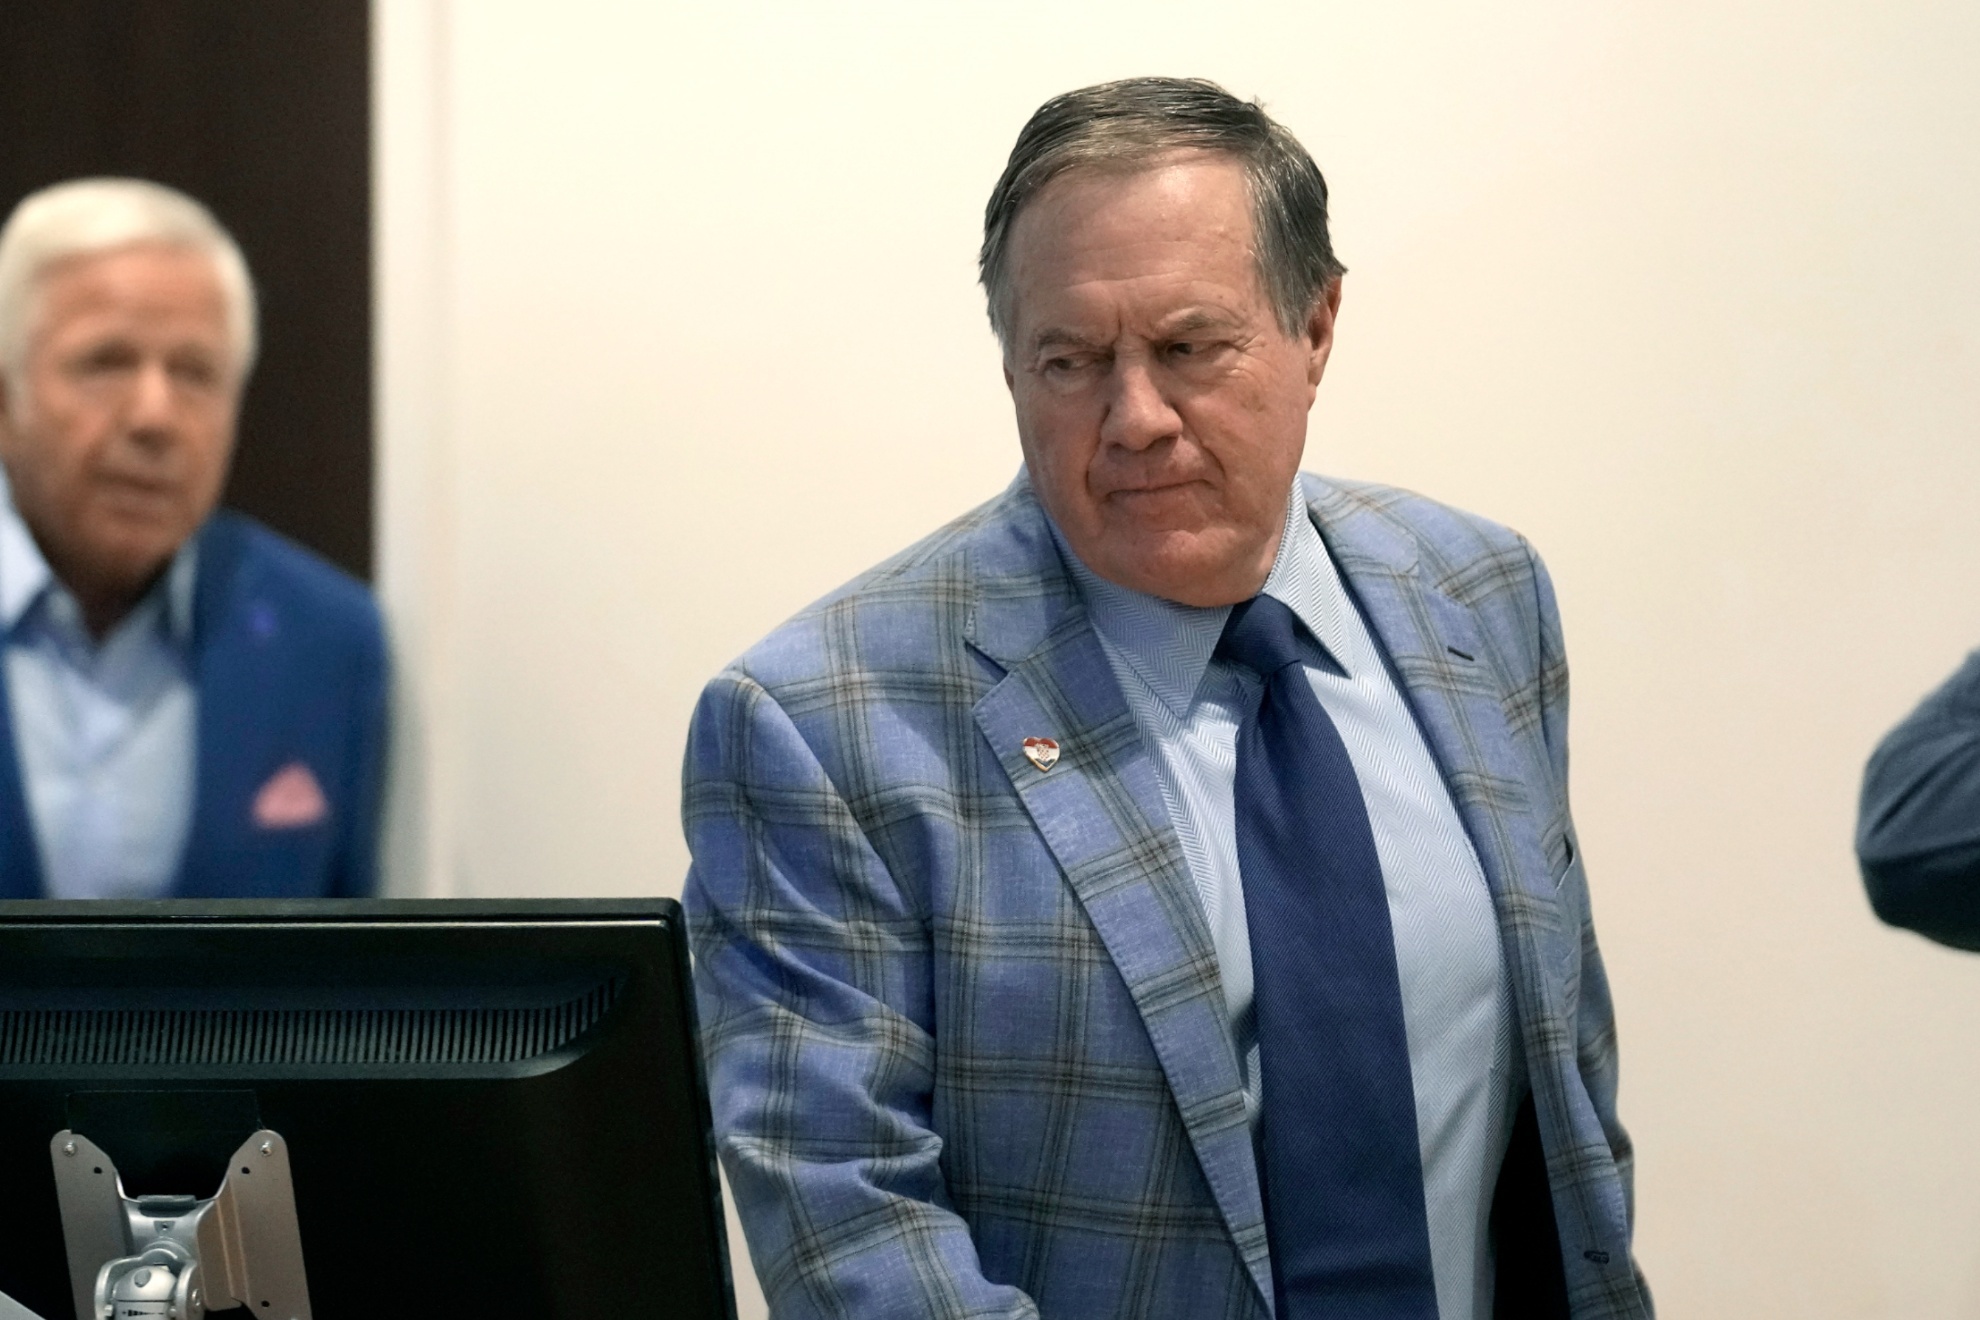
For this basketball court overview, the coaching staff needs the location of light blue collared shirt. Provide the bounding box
[0,473,198,899]
[1055,480,1521,1320]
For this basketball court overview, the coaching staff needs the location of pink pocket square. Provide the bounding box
[253,762,329,830]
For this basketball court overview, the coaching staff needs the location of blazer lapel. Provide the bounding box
[965,486,1274,1310]
[1304,477,1574,1026]
[175,516,278,897]
[0,662,44,896]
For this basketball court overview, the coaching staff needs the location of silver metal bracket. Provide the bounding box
[0,1287,49,1320]
[49,1129,312,1320]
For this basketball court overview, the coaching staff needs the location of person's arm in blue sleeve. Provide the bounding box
[1857,650,1980,948]
[682,668,1039,1320]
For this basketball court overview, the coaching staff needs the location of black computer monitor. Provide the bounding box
[0,898,736,1320]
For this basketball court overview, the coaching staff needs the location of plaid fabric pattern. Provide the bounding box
[684,473,1651,1320]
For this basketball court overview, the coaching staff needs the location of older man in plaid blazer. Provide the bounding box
[686,78,1650,1320]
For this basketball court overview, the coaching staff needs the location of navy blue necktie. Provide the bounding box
[1218,594,1439,1319]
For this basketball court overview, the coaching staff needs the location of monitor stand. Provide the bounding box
[46,1128,312,1320]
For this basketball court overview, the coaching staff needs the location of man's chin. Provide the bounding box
[78,518,192,582]
[1088,529,1265,607]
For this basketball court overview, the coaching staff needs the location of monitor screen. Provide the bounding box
[0,898,736,1320]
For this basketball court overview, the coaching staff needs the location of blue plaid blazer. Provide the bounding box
[684,473,1650,1319]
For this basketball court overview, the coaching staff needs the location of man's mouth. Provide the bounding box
[91,477,180,514]
[1104,478,1207,503]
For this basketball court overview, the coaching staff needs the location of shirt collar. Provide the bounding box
[0,467,199,645]
[1259,479,1357,678]
[162,537,198,643]
[0,471,50,633]
[1051,479,1357,718]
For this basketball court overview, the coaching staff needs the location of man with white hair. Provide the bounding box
[0,178,385,899]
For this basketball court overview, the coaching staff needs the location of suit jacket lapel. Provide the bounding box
[176,516,275,897]
[0,661,44,896]
[1304,476,1574,1021]
[966,485,1274,1310]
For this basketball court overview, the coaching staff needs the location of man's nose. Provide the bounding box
[1098,358,1183,452]
[124,361,179,441]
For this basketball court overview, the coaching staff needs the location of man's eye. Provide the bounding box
[170,357,222,389]
[1168,339,1223,361]
[74,345,138,375]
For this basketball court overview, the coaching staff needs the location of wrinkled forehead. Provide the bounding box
[26,242,236,358]
[1008,148,1252,252]
[35,241,228,314]
[1002,154,1264,335]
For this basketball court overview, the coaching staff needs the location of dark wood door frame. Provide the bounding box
[0,0,374,580]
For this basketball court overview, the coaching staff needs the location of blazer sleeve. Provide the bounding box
[1856,649,1980,948]
[682,669,1039,1320]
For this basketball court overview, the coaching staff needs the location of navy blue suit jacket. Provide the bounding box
[0,512,387,898]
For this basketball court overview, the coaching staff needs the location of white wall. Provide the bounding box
[375,3,1980,1316]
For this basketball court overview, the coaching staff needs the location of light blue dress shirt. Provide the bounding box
[0,476,198,899]
[1054,481,1522,1320]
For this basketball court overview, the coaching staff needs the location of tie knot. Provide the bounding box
[1215,594,1306,678]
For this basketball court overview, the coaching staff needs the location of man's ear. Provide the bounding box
[1305,276,1343,388]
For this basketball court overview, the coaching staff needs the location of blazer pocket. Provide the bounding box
[252,761,331,831]
[1552,847,1591,1006]
[1545,825,1577,892]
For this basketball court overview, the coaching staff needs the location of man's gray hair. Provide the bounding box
[980,77,1345,350]
[0,178,258,390]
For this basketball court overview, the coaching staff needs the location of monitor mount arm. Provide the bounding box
[0,1289,47,1320]
[45,1129,312,1320]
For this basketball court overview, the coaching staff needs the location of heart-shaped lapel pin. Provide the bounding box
[1022,737,1060,772]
